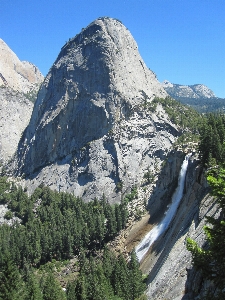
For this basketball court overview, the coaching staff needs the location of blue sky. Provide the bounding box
[1,0,224,97]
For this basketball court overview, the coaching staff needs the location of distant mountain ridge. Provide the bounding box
[0,86,33,163]
[0,39,43,163]
[162,80,225,113]
[162,80,215,99]
[0,38,43,94]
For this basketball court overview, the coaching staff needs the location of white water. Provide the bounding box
[136,153,191,262]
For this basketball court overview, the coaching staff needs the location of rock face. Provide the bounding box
[162,80,216,99]
[15,17,180,202]
[0,38,43,94]
[0,39,43,164]
[139,153,219,300]
[0,86,33,163]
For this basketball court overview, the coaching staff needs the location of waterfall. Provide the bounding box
[135,153,191,262]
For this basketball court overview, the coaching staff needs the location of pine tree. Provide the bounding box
[112,254,130,300]
[115,204,122,232]
[42,271,66,300]
[66,280,78,300]
[128,250,146,300]
[25,271,43,300]
[120,202,128,229]
[96,212,105,246]
[0,252,25,300]
[211,128,222,163]
[198,122,212,166]
[74,274,87,300]
[102,246,116,282]
[106,205,117,237]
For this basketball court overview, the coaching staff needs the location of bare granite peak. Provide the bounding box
[13,18,178,203]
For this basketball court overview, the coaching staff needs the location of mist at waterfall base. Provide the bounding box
[136,154,191,262]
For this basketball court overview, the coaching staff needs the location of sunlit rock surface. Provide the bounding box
[0,38,43,93]
[14,17,180,202]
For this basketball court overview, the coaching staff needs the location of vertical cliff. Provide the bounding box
[138,153,219,300]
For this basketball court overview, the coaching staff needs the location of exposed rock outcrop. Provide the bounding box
[161,80,225,113]
[138,153,219,300]
[0,39,44,164]
[14,17,180,202]
[0,39,43,94]
[0,86,33,164]
[162,80,216,99]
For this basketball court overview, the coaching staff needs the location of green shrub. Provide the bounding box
[4,210,13,220]
[124,186,138,203]
[116,181,123,192]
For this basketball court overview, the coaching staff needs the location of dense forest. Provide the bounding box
[0,180,146,299]
[172,96,225,114]
[198,113,225,167]
[0,180,130,264]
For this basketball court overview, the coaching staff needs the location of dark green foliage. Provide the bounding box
[0,178,137,299]
[0,176,146,299]
[172,96,225,114]
[0,252,25,300]
[124,186,138,203]
[42,272,66,300]
[112,254,130,299]
[66,280,78,300]
[207,168,225,211]
[174,132,199,148]
[198,113,225,167]
[116,181,123,192]
[0,180,33,221]
[4,211,13,220]
[24,270,43,300]
[128,250,146,300]
[23,88,39,103]
[151,97,202,132]
[66,248,146,300]
[0,182,129,267]
[186,112,225,296]
[0,176,10,203]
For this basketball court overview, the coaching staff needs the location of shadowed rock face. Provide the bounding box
[142,154,219,300]
[15,17,178,202]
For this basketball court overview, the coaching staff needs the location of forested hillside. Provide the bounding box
[198,113,225,167]
[0,180,146,299]
[174,97,225,113]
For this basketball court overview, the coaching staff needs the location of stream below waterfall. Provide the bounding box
[135,153,191,262]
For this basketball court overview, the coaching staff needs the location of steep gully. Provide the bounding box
[136,153,191,262]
